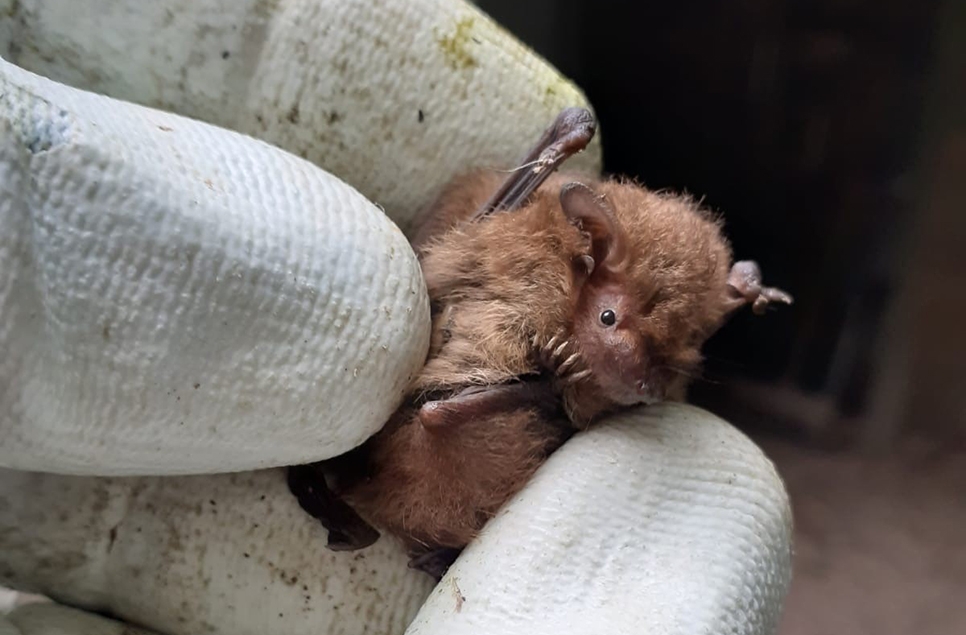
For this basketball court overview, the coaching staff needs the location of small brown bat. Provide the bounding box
[289,108,791,579]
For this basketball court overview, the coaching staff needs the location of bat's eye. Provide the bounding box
[600,309,617,326]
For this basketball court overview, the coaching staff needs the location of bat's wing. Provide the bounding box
[417,381,561,430]
[287,464,380,551]
[407,547,464,581]
[471,107,597,220]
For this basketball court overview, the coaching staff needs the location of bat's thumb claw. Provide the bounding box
[763,286,794,305]
[751,287,794,314]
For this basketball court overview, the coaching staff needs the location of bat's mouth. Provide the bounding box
[602,378,663,407]
[636,383,663,405]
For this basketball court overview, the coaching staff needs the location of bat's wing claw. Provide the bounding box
[762,286,793,305]
[726,260,792,316]
[576,254,596,276]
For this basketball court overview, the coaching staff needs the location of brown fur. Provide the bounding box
[330,169,749,554]
[339,404,569,549]
[410,170,593,395]
[559,178,738,422]
[412,170,738,421]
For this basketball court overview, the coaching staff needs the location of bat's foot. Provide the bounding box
[287,464,380,551]
[535,331,592,386]
[726,260,793,315]
[408,547,463,581]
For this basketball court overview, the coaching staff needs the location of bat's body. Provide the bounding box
[289,109,792,578]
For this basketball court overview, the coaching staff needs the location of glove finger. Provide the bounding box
[0,616,17,635]
[0,467,434,635]
[0,59,429,475]
[1,0,603,233]
[4,602,159,635]
[407,403,793,635]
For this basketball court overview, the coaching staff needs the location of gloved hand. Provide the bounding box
[0,1,793,634]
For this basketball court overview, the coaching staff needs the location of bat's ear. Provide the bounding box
[560,182,627,275]
[724,260,794,315]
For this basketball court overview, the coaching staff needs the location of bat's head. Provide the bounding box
[560,180,792,410]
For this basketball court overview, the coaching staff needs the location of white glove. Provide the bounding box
[0,1,793,634]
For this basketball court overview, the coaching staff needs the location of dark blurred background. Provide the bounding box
[476,0,966,633]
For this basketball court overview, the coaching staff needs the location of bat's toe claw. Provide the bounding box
[562,368,593,385]
[544,335,560,353]
[556,351,582,375]
[551,341,570,361]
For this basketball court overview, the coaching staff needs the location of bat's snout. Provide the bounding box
[635,380,664,405]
